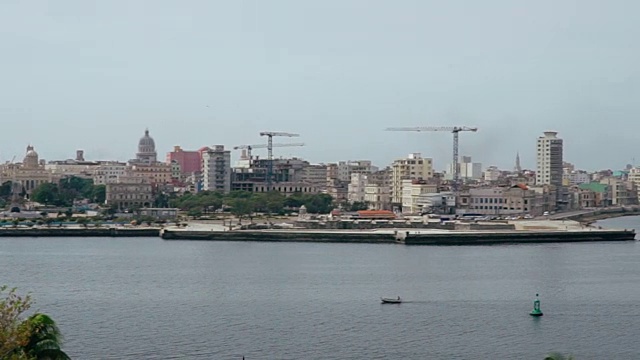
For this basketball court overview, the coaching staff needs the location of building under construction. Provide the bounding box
[231,157,317,195]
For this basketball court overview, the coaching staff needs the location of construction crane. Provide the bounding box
[385,126,478,192]
[259,131,300,189]
[233,143,305,164]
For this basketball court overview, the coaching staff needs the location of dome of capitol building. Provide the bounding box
[136,128,158,164]
[23,145,39,168]
[138,129,156,154]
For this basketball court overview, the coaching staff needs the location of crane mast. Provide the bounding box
[385,126,478,193]
[259,132,300,189]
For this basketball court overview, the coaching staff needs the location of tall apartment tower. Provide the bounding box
[536,131,563,186]
[202,145,231,193]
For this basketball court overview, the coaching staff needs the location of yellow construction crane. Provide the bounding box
[385,126,478,191]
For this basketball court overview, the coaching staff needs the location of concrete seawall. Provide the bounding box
[0,227,160,237]
[161,229,398,244]
[402,229,635,245]
[160,227,636,245]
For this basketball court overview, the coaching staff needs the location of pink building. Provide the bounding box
[166,146,205,174]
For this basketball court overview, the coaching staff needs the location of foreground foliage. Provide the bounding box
[0,286,69,360]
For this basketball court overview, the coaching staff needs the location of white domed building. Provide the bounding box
[0,145,59,201]
[125,129,173,185]
[135,129,158,164]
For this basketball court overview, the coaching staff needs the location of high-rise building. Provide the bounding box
[391,153,434,204]
[202,145,231,193]
[447,155,482,180]
[166,146,203,177]
[536,131,563,186]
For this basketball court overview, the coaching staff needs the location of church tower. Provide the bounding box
[514,152,522,174]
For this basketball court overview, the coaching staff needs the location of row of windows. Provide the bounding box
[471,206,530,211]
[472,197,530,204]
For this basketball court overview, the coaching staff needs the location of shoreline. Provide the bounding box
[0,215,637,245]
[0,227,159,237]
[160,226,636,245]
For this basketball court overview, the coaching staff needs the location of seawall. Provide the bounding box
[160,227,636,245]
[553,206,640,223]
[161,229,397,244]
[402,229,635,245]
[0,227,160,237]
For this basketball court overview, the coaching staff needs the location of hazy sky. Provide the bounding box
[1,0,639,171]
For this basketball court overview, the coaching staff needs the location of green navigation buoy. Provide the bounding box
[530,293,543,317]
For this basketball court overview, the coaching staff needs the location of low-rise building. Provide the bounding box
[93,162,128,185]
[599,177,635,206]
[139,207,178,220]
[105,177,153,210]
[578,182,611,207]
[130,162,173,185]
[401,179,438,214]
[364,184,391,210]
[467,184,543,216]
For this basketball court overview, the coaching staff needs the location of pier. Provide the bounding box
[160,220,636,245]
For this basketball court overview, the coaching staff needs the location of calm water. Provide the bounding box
[2,217,640,359]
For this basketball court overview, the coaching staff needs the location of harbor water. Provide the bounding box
[2,217,639,359]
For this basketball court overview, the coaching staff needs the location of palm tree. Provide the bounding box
[22,313,70,360]
[544,352,575,360]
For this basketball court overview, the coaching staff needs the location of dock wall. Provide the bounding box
[0,227,160,237]
[161,228,636,245]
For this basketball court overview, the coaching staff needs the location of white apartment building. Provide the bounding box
[202,145,231,193]
[336,160,377,182]
[484,166,501,182]
[391,153,434,204]
[364,184,391,210]
[401,179,439,214]
[536,131,563,186]
[347,173,367,203]
[628,168,640,202]
[562,170,590,186]
[447,156,482,180]
[45,161,99,179]
[93,162,128,185]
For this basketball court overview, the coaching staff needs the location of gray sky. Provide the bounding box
[1,0,639,171]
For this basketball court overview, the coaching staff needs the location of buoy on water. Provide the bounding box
[530,293,543,317]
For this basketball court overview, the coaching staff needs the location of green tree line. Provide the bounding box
[169,191,335,218]
[30,177,105,207]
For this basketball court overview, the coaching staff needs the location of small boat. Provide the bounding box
[381,296,402,304]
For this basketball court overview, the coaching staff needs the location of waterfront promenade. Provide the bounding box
[543,205,640,222]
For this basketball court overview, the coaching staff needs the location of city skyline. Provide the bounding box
[2,1,639,170]
[0,127,634,173]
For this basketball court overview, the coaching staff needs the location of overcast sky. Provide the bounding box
[1,0,639,171]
